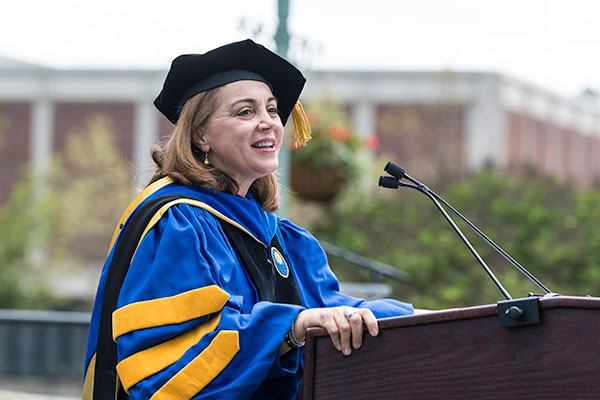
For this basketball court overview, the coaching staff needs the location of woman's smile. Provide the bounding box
[251,138,276,150]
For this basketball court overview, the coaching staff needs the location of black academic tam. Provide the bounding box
[154,39,306,125]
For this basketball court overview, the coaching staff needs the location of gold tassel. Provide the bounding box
[291,101,312,148]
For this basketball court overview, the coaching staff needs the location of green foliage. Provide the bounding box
[0,176,50,308]
[47,114,132,263]
[313,167,600,309]
[0,113,133,309]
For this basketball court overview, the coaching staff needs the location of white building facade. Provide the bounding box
[1,57,599,203]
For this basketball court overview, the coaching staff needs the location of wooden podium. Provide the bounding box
[302,296,600,399]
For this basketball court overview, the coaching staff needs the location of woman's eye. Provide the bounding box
[268,107,278,114]
[238,109,253,117]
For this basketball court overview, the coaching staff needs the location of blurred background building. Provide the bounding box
[2,58,599,206]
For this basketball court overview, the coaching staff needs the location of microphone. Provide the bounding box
[379,162,554,300]
[378,176,399,189]
[384,162,405,180]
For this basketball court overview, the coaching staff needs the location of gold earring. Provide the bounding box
[204,152,210,166]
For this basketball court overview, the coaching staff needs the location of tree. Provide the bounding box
[47,114,132,265]
[0,113,133,309]
[0,174,49,308]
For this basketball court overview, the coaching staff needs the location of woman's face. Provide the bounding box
[197,80,284,195]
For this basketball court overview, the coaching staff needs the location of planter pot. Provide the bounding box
[290,164,347,202]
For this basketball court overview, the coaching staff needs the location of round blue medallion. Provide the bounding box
[271,247,289,278]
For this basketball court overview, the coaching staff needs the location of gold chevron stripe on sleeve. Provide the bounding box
[149,330,240,400]
[117,312,223,392]
[112,285,229,341]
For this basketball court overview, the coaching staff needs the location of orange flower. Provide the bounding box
[364,134,380,149]
[327,124,351,142]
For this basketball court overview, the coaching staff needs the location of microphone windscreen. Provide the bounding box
[379,176,399,189]
[384,162,406,179]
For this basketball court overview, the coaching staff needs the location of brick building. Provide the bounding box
[305,70,600,185]
[1,56,599,203]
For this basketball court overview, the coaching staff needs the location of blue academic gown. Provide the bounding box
[84,179,414,399]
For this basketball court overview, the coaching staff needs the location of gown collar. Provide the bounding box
[147,181,278,246]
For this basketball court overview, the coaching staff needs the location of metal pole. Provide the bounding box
[275,0,290,58]
[275,0,291,215]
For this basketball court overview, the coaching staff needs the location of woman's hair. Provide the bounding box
[149,88,281,213]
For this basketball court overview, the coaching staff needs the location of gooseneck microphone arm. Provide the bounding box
[380,162,555,299]
[401,174,551,294]
[390,163,552,295]
[380,174,512,300]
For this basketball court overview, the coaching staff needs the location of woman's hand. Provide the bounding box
[294,307,379,356]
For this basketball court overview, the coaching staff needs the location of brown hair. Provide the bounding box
[149,88,281,212]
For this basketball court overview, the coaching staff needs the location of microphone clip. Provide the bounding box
[497,297,540,328]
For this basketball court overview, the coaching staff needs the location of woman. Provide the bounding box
[84,39,414,400]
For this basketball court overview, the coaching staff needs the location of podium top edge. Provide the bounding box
[538,294,600,310]
[305,295,600,338]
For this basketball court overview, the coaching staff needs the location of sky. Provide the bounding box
[1,0,600,99]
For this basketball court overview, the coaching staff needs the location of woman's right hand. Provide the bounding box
[294,307,379,356]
